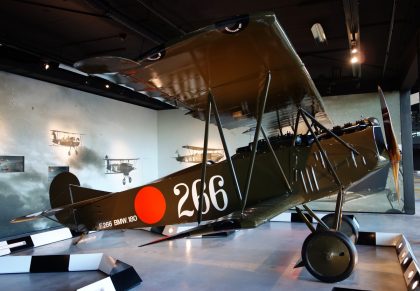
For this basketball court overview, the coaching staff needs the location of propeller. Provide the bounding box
[378,86,401,200]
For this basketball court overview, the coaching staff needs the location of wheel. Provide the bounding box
[302,231,358,283]
[68,150,71,156]
[75,149,78,155]
[316,213,359,243]
[122,178,126,185]
[129,176,132,183]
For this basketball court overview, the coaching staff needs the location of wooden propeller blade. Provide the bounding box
[378,86,401,199]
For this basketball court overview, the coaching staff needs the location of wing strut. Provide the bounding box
[241,72,272,214]
[68,183,79,230]
[298,108,345,231]
[197,95,212,225]
[300,108,360,156]
[261,126,292,192]
[209,92,243,203]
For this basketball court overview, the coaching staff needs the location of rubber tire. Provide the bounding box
[316,213,359,243]
[302,231,358,283]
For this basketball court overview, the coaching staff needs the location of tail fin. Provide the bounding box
[49,172,110,227]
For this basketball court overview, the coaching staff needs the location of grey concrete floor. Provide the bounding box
[2,204,419,291]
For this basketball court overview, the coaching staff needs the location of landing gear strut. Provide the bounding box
[293,107,360,283]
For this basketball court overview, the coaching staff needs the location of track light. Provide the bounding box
[350,56,359,64]
[311,23,327,45]
[44,63,50,70]
[409,270,415,279]
[350,40,358,54]
[105,84,110,89]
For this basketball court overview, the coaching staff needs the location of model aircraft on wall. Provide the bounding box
[104,155,138,185]
[50,130,83,156]
[12,13,401,283]
[175,145,224,163]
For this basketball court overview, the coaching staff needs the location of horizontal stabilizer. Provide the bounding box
[139,219,241,247]
[11,188,115,224]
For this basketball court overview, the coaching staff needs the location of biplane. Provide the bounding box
[175,145,224,163]
[12,13,401,283]
[104,155,139,185]
[50,130,83,156]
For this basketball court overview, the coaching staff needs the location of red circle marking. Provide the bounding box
[134,186,166,224]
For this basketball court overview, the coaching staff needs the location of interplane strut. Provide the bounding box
[241,72,272,214]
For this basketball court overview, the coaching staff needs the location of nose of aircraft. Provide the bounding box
[378,86,401,200]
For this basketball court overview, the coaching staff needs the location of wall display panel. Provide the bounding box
[0,71,158,240]
[0,156,24,172]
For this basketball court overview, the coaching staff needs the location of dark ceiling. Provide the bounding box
[0,0,419,110]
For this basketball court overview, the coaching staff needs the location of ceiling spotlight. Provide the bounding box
[105,84,110,89]
[350,40,358,54]
[311,23,327,45]
[350,56,359,64]
[408,270,415,279]
[44,63,50,70]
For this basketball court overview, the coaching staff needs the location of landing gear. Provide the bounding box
[128,176,132,183]
[122,177,126,185]
[316,213,359,243]
[68,150,71,156]
[302,230,357,283]
[290,107,362,283]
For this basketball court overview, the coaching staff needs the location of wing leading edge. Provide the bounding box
[75,12,331,132]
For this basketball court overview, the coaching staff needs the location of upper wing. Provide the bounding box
[75,12,331,131]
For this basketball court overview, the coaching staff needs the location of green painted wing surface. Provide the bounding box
[75,12,331,132]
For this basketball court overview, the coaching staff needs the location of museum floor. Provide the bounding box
[1,198,420,291]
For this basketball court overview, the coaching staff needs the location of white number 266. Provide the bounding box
[173,175,228,218]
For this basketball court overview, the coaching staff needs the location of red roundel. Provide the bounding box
[134,186,166,224]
